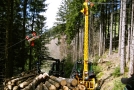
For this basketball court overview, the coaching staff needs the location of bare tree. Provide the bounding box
[129,0,134,76]
[118,0,123,56]
[126,26,131,63]
[99,23,103,56]
[120,0,127,74]
[109,12,113,55]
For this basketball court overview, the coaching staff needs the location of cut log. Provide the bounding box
[30,78,40,89]
[33,74,44,86]
[20,85,31,90]
[66,83,75,90]
[13,86,19,90]
[45,81,56,90]
[7,81,12,85]
[13,74,35,82]
[22,74,44,89]
[43,83,48,90]
[11,78,19,85]
[63,86,69,90]
[48,78,60,88]
[4,72,84,90]
[19,81,29,88]
[42,73,49,79]
[5,77,18,86]
[4,87,9,90]
[7,84,12,90]
[35,83,43,90]
[74,87,79,90]
[30,79,36,89]
[50,76,67,86]
[10,74,36,87]
[19,76,35,88]
[66,78,78,86]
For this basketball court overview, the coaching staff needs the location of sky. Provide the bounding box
[45,0,62,29]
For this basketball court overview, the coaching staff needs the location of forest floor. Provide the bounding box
[96,51,127,90]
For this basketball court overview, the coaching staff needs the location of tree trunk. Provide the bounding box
[99,23,102,57]
[21,0,28,71]
[118,0,123,56]
[77,29,79,60]
[120,0,126,74]
[79,28,83,59]
[126,26,131,63]
[126,1,132,64]
[5,0,14,78]
[129,1,134,76]
[89,11,93,57]
[99,6,104,57]
[109,12,113,55]
[29,13,35,70]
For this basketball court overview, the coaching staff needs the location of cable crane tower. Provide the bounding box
[70,0,97,89]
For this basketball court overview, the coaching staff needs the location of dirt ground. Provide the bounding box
[96,52,127,90]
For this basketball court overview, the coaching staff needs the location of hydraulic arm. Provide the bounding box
[81,0,89,80]
[73,0,97,89]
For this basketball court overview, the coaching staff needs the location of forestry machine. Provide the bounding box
[43,57,65,77]
[70,0,97,90]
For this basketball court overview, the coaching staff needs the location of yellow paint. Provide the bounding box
[79,1,96,89]
[81,1,89,79]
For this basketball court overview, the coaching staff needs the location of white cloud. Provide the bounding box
[45,0,62,29]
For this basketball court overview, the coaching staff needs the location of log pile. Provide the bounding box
[4,72,86,90]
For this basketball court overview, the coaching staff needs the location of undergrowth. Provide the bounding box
[112,80,125,90]
[112,66,120,77]
[93,65,101,74]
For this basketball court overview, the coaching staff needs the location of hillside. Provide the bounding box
[96,52,126,90]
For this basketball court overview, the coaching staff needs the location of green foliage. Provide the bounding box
[48,24,66,37]
[0,0,48,77]
[55,0,83,44]
[96,72,104,78]
[112,80,125,90]
[65,0,83,44]
[112,66,120,77]
[93,65,101,74]
[64,54,74,78]
[92,55,101,74]
[125,67,129,72]
[106,61,112,66]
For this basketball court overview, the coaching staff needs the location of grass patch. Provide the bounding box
[112,66,120,77]
[113,49,118,53]
[112,80,125,90]
[93,65,101,74]
[106,61,112,66]
[102,54,107,59]
[125,67,129,72]
[96,72,104,79]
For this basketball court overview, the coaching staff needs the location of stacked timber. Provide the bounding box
[4,72,85,90]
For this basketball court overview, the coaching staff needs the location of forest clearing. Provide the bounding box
[0,0,134,90]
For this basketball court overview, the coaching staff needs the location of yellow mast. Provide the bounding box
[80,1,96,89]
[81,0,89,80]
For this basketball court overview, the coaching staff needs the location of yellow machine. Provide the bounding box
[71,0,97,89]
